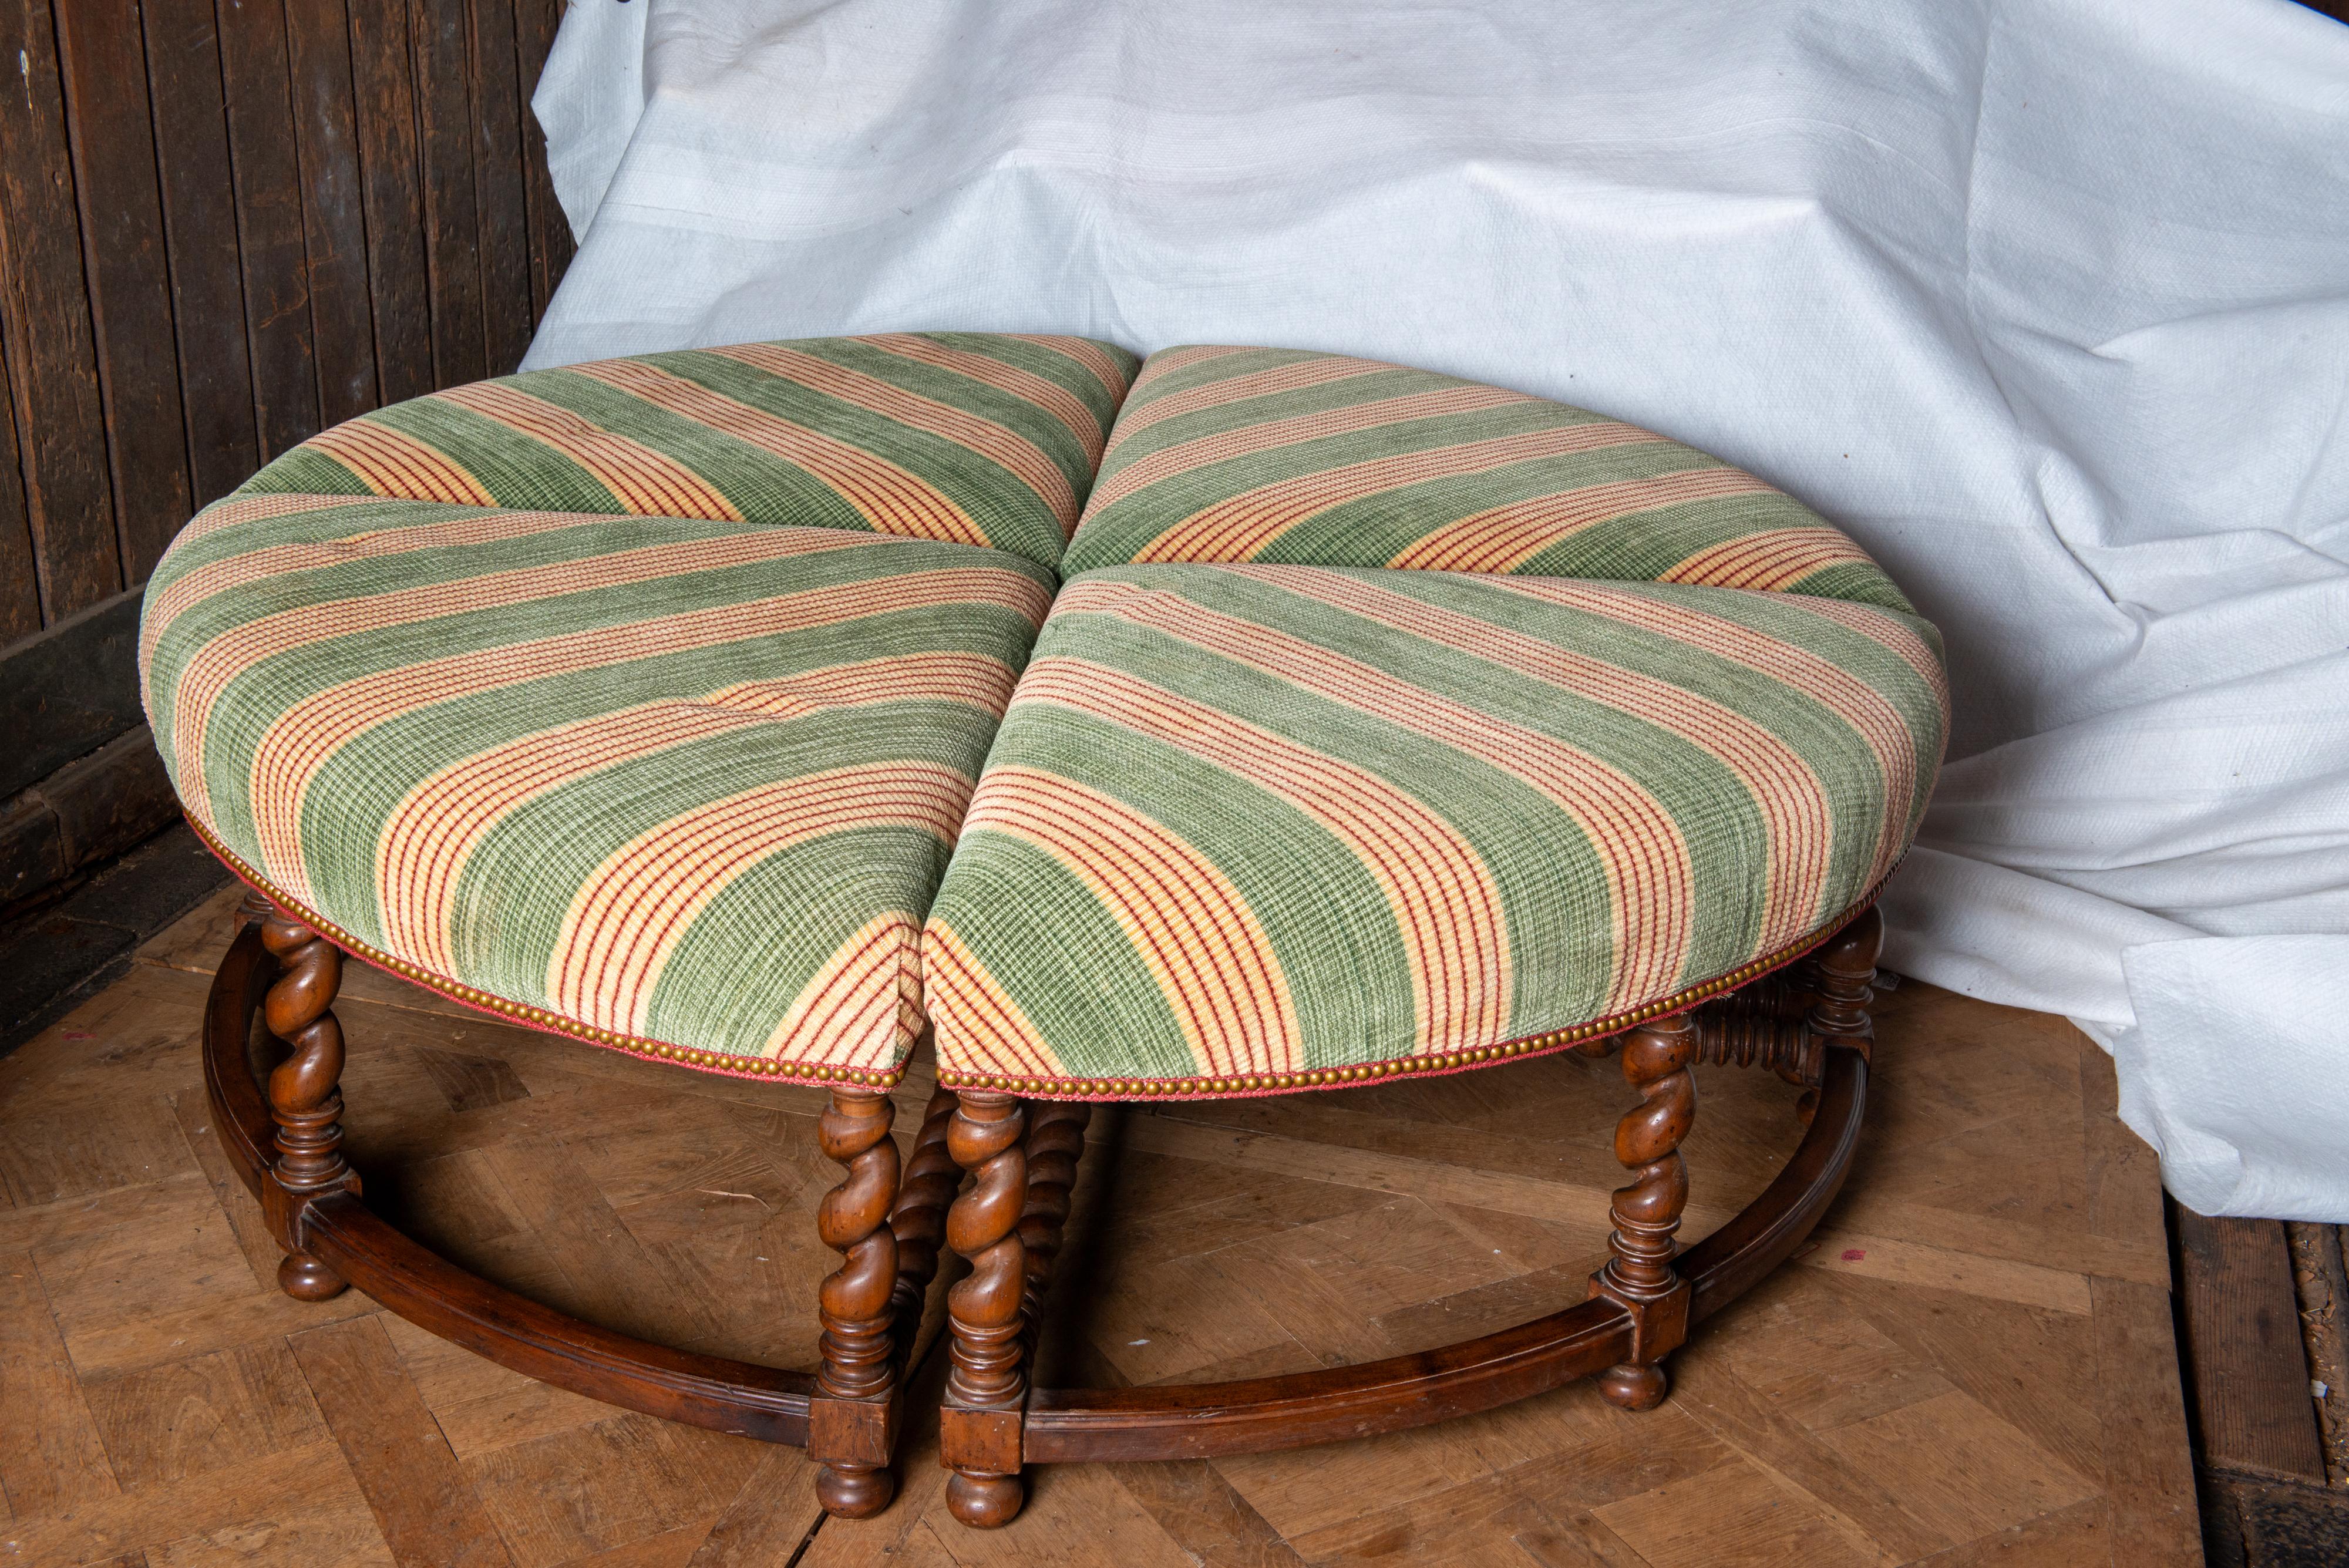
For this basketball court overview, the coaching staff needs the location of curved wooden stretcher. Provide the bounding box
[203,885,1881,1527]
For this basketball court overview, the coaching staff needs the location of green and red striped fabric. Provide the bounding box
[142,334,1944,1093]
[142,490,1055,1080]
[239,334,1138,573]
[1062,347,1910,610]
[923,563,1946,1093]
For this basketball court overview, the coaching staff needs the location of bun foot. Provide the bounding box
[816,1463,896,1519]
[1597,1361,1668,1411]
[278,1251,348,1301]
[945,1470,1025,1529]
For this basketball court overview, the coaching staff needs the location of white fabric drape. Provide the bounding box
[524,0,2349,1218]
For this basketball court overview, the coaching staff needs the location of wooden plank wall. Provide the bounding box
[0,0,573,646]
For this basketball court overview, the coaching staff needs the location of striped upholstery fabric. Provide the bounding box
[923,563,1947,1093]
[142,490,1054,1081]
[240,334,1138,573]
[1062,346,1910,611]
[144,335,1942,1094]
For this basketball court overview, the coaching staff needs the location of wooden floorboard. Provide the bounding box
[0,885,2201,1565]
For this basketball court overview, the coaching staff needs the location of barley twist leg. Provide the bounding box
[1798,905,1881,1122]
[812,1088,903,1518]
[886,1085,963,1355]
[258,907,355,1301]
[1017,1101,1092,1338]
[942,1091,1029,1529]
[1594,1012,1697,1411]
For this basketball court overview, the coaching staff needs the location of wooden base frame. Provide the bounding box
[201,894,910,1499]
[200,892,1880,1529]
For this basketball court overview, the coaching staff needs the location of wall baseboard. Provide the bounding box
[1,588,144,797]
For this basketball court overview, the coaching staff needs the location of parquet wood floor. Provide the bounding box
[0,886,2200,1566]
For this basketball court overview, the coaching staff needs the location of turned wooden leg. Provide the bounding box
[257,907,356,1301]
[1807,906,1881,1047]
[887,1085,963,1356]
[811,1087,903,1519]
[940,1091,1029,1529]
[1017,1101,1091,1339]
[1592,1011,1697,1411]
[1796,905,1880,1121]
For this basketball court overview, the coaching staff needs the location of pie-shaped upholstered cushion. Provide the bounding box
[1061,346,1910,610]
[922,563,1946,1094]
[239,334,1136,573]
[143,490,1053,1079]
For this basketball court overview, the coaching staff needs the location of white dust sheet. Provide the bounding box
[525,0,2349,1219]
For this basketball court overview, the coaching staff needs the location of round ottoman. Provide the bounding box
[142,335,1946,1526]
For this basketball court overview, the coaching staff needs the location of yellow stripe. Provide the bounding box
[1103,354,1392,443]
[303,419,496,505]
[1237,567,1832,955]
[1088,383,1541,516]
[712,342,1078,529]
[374,649,1018,977]
[861,333,1112,465]
[1490,577,1935,894]
[145,507,603,678]
[171,490,381,549]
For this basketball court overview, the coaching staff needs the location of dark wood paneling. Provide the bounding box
[54,0,194,581]
[469,0,534,373]
[347,0,435,405]
[217,0,324,462]
[413,0,487,387]
[0,0,120,621]
[283,0,380,427]
[513,0,570,327]
[0,590,144,798]
[143,0,264,506]
[0,317,41,641]
[0,0,572,648]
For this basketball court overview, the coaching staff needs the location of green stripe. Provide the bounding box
[137,493,1051,1071]
[980,700,1426,1070]
[365,397,628,514]
[1122,346,1332,415]
[1371,571,1914,929]
[149,506,755,772]
[446,706,988,1041]
[234,446,375,500]
[1095,365,1463,479]
[1034,583,1635,1012]
[1261,447,1755,574]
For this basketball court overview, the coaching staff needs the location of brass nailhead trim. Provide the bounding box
[930,881,1880,1101]
[193,814,1857,1106]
